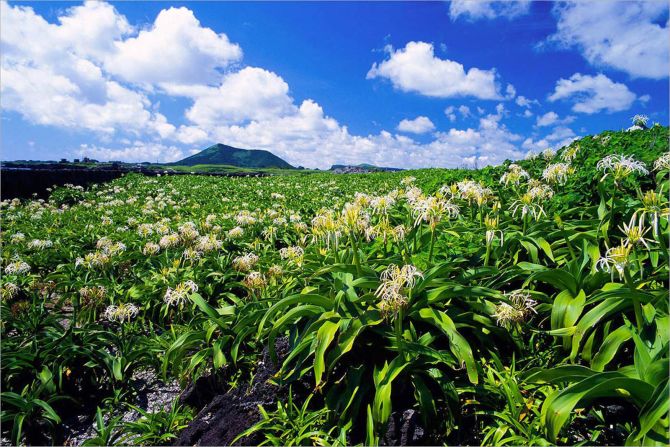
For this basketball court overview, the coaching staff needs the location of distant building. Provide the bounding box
[59,158,68,163]
[73,158,80,163]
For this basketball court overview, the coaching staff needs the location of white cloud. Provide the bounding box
[397,116,436,134]
[106,7,242,86]
[516,95,539,108]
[549,1,669,79]
[445,107,457,122]
[523,110,533,118]
[505,84,517,99]
[174,67,295,127]
[523,126,578,154]
[548,73,637,114]
[367,41,502,100]
[0,1,173,137]
[458,105,471,118]
[77,142,185,163]
[449,0,531,21]
[0,1,558,170]
[536,111,559,127]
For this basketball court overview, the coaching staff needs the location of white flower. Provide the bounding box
[233,252,259,272]
[10,233,25,243]
[227,226,244,239]
[597,154,649,180]
[631,114,649,128]
[500,164,530,186]
[653,153,670,171]
[279,246,305,266]
[104,303,139,323]
[27,239,53,250]
[243,271,267,291]
[143,242,160,256]
[542,163,574,185]
[375,264,423,318]
[596,243,633,278]
[619,216,651,250]
[4,260,31,275]
[493,290,537,328]
[164,281,198,307]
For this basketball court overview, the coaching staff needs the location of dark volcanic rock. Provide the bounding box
[381,409,426,446]
[175,338,298,446]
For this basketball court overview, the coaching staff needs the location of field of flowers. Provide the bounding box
[1,124,669,446]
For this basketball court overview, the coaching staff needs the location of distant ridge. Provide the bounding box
[330,163,403,173]
[173,144,294,169]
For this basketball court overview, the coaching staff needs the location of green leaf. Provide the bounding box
[314,319,340,387]
[542,373,654,441]
[372,356,408,424]
[591,325,632,371]
[635,378,670,442]
[418,308,478,384]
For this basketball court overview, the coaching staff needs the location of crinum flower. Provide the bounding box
[164,281,198,307]
[596,243,633,279]
[597,154,649,183]
[492,290,537,328]
[375,264,423,318]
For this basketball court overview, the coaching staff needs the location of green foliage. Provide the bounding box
[173,143,295,169]
[1,126,668,445]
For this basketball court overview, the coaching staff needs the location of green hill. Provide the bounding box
[174,144,294,169]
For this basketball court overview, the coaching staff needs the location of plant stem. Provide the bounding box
[564,235,576,260]
[484,242,491,266]
[351,235,362,276]
[624,268,644,331]
[395,308,404,360]
[428,228,436,264]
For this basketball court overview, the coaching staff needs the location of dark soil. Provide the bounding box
[175,337,307,446]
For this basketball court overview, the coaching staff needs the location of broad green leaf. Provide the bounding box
[314,320,340,387]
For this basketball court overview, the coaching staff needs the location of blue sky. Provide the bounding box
[1,1,668,168]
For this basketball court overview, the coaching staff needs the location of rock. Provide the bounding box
[381,409,426,446]
[174,337,300,446]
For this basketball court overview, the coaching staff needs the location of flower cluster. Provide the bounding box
[375,264,423,318]
[279,246,305,266]
[164,281,198,307]
[597,154,649,181]
[233,252,260,272]
[542,163,574,185]
[104,303,139,323]
[4,260,31,275]
[79,286,107,307]
[493,290,537,328]
[500,164,530,186]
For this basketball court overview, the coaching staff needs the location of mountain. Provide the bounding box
[329,163,403,173]
[174,144,294,169]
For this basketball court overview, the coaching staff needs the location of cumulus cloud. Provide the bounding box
[397,116,436,134]
[0,1,173,137]
[458,105,472,118]
[516,95,539,108]
[548,73,637,114]
[548,1,669,79]
[445,107,457,122]
[535,111,575,127]
[523,126,578,154]
[172,67,295,127]
[536,111,559,127]
[77,142,186,163]
[449,0,531,21]
[367,41,502,99]
[0,1,556,170]
[106,7,242,86]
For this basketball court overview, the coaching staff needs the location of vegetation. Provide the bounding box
[1,125,668,445]
[172,143,295,169]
